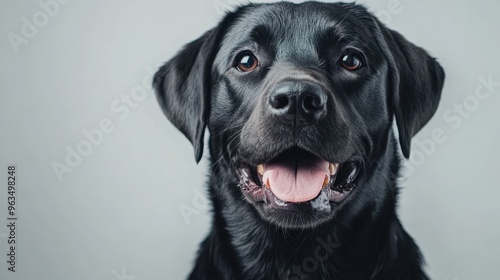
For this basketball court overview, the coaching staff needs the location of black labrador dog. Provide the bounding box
[153,2,444,279]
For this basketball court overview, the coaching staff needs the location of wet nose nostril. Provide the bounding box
[270,94,290,110]
[302,94,324,112]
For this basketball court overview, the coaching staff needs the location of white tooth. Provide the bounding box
[265,178,271,189]
[274,197,288,206]
[322,175,329,188]
[329,163,339,175]
[257,164,264,176]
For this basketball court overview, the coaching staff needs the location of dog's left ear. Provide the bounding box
[375,21,445,158]
[153,28,221,163]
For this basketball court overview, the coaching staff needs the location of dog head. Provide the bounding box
[153,2,444,229]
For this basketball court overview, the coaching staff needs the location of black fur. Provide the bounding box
[153,2,444,279]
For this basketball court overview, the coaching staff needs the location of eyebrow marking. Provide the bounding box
[249,25,273,49]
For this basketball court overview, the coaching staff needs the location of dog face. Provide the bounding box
[154,2,444,229]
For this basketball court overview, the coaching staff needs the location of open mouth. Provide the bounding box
[236,147,361,211]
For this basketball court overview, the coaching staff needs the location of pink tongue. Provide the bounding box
[262,159,329,203]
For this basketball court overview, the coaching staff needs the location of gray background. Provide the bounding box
[0,0,499,279]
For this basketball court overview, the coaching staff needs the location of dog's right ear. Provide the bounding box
[153,28,221,163]
[373,20,445,159]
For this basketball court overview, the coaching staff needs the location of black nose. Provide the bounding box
[268,80,327,126]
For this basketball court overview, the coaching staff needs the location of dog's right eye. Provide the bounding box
[235,53,259,72]
[340,50,364,71]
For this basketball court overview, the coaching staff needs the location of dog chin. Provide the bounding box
[235,147,362,228]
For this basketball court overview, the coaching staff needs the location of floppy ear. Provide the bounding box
[153,28,220,163]
[376,22,445,158]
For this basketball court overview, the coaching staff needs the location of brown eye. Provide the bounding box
[236,53,258,72]
[340,51,363,71]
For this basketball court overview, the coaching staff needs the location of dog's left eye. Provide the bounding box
[236,53,259,72]
[340,51,363,71]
